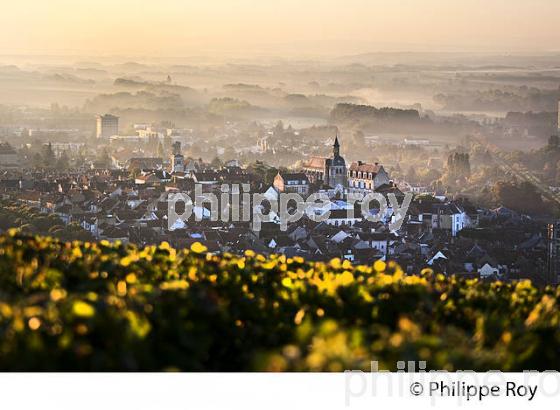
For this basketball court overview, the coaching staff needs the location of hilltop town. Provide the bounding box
[1,110,556,285]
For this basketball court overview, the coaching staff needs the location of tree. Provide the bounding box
[492,181,547,215]
[32,153,43,168]
[156,142,165,159]
[148,135,159,155]
[56,151,70,169]
[273,120,284,137]
[246,161,278,187]
[96,148,111,168]
[210,157,223,169]
[74,152,85,168]
[42,143,56,168]
[163,135,172,154]
[406,166,417,183]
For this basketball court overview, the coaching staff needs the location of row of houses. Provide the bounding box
[0,152,547,282]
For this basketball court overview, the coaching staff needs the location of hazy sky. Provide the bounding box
[1,0,559,57]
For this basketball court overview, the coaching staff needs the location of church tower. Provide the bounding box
[327,134,347,188]
[171,141,185,173]
[333,135,340,157]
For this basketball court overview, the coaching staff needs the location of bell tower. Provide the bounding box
[171,141,185,173]
[328,134,347,188]
[333,134,340,157]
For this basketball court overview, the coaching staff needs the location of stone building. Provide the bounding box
[347,161,390,194]
[170,142,185,173]
[302,136,346,188]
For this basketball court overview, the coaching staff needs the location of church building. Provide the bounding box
[302,136,347,188]
[170,142,185,173]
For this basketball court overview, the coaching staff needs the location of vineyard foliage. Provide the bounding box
[0,230,559,371]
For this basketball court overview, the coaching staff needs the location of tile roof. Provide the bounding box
[303,156,327,170]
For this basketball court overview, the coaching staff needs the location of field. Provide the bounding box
[0,230,559,371]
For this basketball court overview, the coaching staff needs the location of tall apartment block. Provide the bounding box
[96,114,119,139]
[547,222,560,285]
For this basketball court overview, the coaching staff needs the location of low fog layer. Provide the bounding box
[1,53,560,150]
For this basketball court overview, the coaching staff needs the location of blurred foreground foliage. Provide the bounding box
[0,230,559,371]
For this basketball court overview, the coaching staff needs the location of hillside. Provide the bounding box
[0,230,558,371]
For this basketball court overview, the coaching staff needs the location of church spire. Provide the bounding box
[333,134,340,157]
